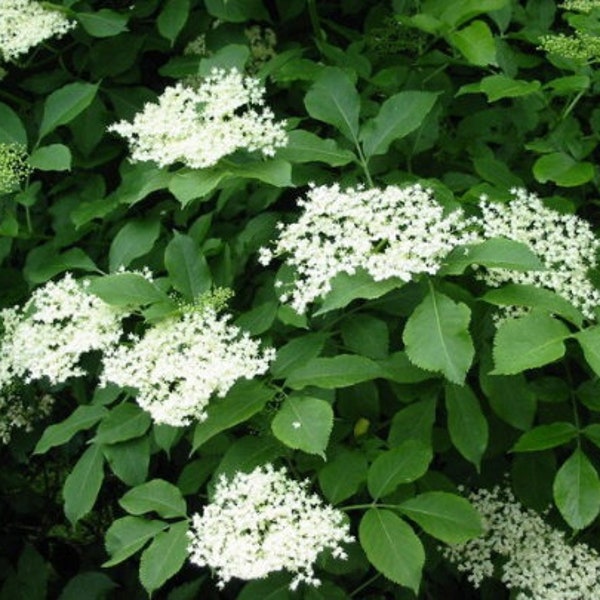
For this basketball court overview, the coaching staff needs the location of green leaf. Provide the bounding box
[140,521,189,594]
[403,288,474,384]
[483,284,583,327]
[319,450,368,505]
[109,217,161,272]
[437,0,510,28]
[441,238,545,275]
[271,396,333,458]
[238,574,294,600]
[78,9,129,37]
[481,371,536,431]
[58,572,117,600]
[360,91,438,158]
[276,130,355,166]
[533,152,595,187]
[449,20,497,66]
[104,517,167,567]
[270,334,327,379]
[119,479,187,519]
[94,403,151,444]
[512,422,578,452]
[164,232,211,301]
[445,383,488,470]
[511,452,556,512]
[583,424,600,449]
[225,159,292,187]
[359,509,424,593]
[29,144,72,171]
[574,326,600,377]
[553,448,600,530]
[88,273,171,307]
[24,246,98,284]
[314,270,403,316]
[367,440,432,499]
[168,169,225,206]
[285,354,383,390]
[204,0,269,21]
[378,352,432,384]
[34,405,108,454]
[63,444,104,525]
[398,492,483,544]
[341,314,389,360]
[492,312,570,374]
[234,302,277,335]
[304,67,360,143]
[192,381,274,452]
[157,0,190,44]
[388,397,437,447]
[39,82,99,140]
[459,74,541,102]
[103,437,150,486]
[0,102,27,145]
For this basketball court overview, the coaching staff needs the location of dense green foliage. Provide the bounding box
[3,0,600,598]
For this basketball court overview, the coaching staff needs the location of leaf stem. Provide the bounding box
[307,0,325,44]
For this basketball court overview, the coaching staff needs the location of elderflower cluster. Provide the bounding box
[0,274,123,388]
[108,68,288,169]
[188,464,354,590]
[0,143,32,193]
[539,31,600,62]
[444,486,600,599]
[561,0,600,12]
[0,0,75,62]
[0,389,53,444]
[100,305,275,426]
[474,188,600,319]
[259,183,475,314]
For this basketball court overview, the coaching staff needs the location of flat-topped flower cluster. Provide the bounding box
[108,67,288,169]
[0,0,75,62]
[0,274,274,434]
[188,464,353,590]
[444,486,600,599]
[262,185,600,319]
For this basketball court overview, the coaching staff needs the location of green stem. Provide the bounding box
[341,503,401,512]
[350,573,382,597]
[356,145,374,188]
[562,89,585,120]
[307,0,325,44]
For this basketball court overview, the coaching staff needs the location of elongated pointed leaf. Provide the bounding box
[119,479,186,518]
[493,312,570,374]
[104,517,167,567]
[271,396,333,457]
[553,448,600,530]
[359,509,424,593]
[575,326,600,377]
[164,232,211,301]
[403,288,474,384]
[445,383,488,470]
[109,217,160,272]
[512,422,578,453]
[139,521,189,594]
[367,439,432,500]
[304,67,360,143]
[94,403,151,444]
[399,492,483,544]
[34,405,108,454]
[64,444,104,525]
[360,91,438,158]
[39,82,99,140]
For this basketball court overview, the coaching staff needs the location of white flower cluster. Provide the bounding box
[444,486,600,599]
[108,68,288,169]
[188,464,353,590]
[100,306,275,426]
[0,274,123,388]
[474,188,600,319]
[0,0,75,62]
[0,390,53,444]
[259,183,475,313]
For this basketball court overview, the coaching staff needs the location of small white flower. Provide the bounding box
[0,0,75,61]
[261,183,475,313]
[100,305,275,426]
[187,464,353,590]
[444,486,600,598]
[108,68,288,169]
[0,274,124,387]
